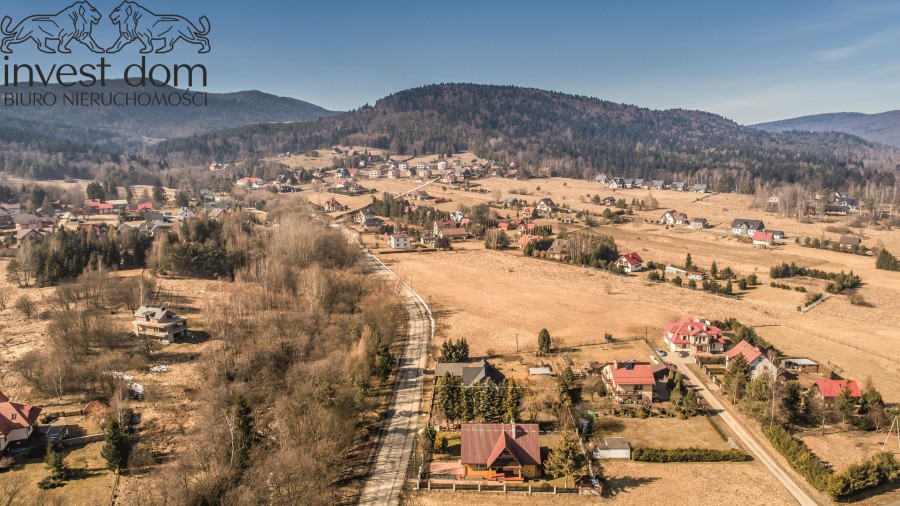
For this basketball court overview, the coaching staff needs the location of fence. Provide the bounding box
[799,293,829,313]
[419,481,583,495]
[61,434,104,446]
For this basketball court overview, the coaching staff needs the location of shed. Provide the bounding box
[593,437,631,460]
[529,366,553,376]
[783,358,819,374]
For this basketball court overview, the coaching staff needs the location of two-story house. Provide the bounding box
[663,318,724,355]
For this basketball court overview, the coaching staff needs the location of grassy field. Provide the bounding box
[406,459,797,505]
[594,415,732,451]
[2,442,117,506]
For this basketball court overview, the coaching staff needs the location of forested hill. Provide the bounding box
[149,83,898,188]
[755,110,900,149]
[0,80,339,145]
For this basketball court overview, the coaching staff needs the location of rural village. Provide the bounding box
[1,145,899,506]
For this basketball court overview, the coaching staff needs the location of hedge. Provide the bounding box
[696,355,726,365]
[762,424,900,499]
[631,447,746,462]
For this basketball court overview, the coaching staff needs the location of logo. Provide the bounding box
[107,1,210,54]
[1,2,105,54]
[1,1,211,54]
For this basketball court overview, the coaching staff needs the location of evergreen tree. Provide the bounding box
[501,379,522,422]
[876,249,900,271]
[86,181,106,201]
[684,252,693,270]
[538,328,551,355]
[233,396,254,470]
[709,261,718,279]
[101,418,131,473]
[152,180,167,204]
[723,354,750,403]
[782,381,802,423]
[436,374,462,424]
[544,430,585,488]
[835,383,857,426]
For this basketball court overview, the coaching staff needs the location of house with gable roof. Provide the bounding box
[132,306,189,344]
[615,252,644,272]
[601,359,656,403]
[460,422,541,480]
[724,340,777,378]
[0,391,41,452]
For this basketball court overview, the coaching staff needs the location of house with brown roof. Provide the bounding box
[519,207,538,219]
[461,422,541,480]
[663,318,724,355]
[659,210,688,225]
[688,217,708,229]
[601,360,656,403]
[724,340,777,378]
[132,306,189,344]
[0,391,41,452]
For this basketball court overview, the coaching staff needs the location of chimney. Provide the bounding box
[613,359,618,369]
[10,413,16,420]
[511,418,516,438]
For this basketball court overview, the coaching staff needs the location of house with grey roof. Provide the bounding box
[435,359,505,386]
[132,306,189,343]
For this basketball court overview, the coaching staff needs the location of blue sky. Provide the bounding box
[4,0,900,124]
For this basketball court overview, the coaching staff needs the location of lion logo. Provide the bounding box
[1,2,104,54]
[107,1,210,54]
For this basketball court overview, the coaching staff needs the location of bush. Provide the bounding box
[0,456,14,472]
[631,447,745,462]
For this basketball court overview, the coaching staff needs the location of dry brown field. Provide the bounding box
[339,176,900,404]
[406,458,797,505]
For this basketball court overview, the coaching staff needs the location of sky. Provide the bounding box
[4,0,900,124]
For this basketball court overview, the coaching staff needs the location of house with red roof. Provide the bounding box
[752,231,775,248]
[518,234,539,249]
[84,199,114,214]
[460,422,541,480]
[663,318,725,355]
[615,252,644,272]
[323,198,346,212]
[236,177,262,186]
[516,222,538,236]
[810,379,861,405]
[724,340,777,378]
[0,391,42,452]
[601,359,656,403]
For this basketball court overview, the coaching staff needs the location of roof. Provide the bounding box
[0,391,42,438]
[665,318,722,339]
[390,233,410,240]
[784,358,818,366]
[529,367,553,375]
[812,379,861,398]
[602,437,630,450]
[839,235,861,246]
[132,305,183,324]
[460,423,541,467]
[731,218,765,229]
[752,231,774,242]
[605,360,655,385]
[617,252,643,266]
[436,360,504,386]
[725,340,763,364]
[691,217,708,223]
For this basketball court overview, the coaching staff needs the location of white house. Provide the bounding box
[724,340,778,378]
[731,218,765,235]
[437,161,449,170]
[659,210,688,225]
[537,198,558,214]
[177,207,196,221]
[388,233,411,249]
[615,252,644,272]
[0,391,41,452]
[593,437,631,460]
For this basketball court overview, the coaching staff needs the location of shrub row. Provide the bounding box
[770,282,807,292]
[696,355,726,365]
[631,447,746,462]
[762,425,900,499]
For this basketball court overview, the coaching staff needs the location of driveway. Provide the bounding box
[667,353,818,506]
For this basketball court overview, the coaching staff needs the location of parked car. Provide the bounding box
[678,351,689,358]
[655,348,667,357]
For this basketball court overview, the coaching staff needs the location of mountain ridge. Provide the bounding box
[754,109,900,149]
[0,80,340,146]
[149,83,898,189]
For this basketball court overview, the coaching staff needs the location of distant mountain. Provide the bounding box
[755,110,900,149]
[150,83,898,189]
[0,80,339,146]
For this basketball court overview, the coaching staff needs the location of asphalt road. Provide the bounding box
[668,353,819,506]
[358,254,431,506]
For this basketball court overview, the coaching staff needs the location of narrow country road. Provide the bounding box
[669,354,818,506]
[357,252,432,506]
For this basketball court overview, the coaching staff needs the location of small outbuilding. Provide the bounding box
[593,437,631,460]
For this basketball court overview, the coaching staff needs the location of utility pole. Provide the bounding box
[515,330,519,353]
